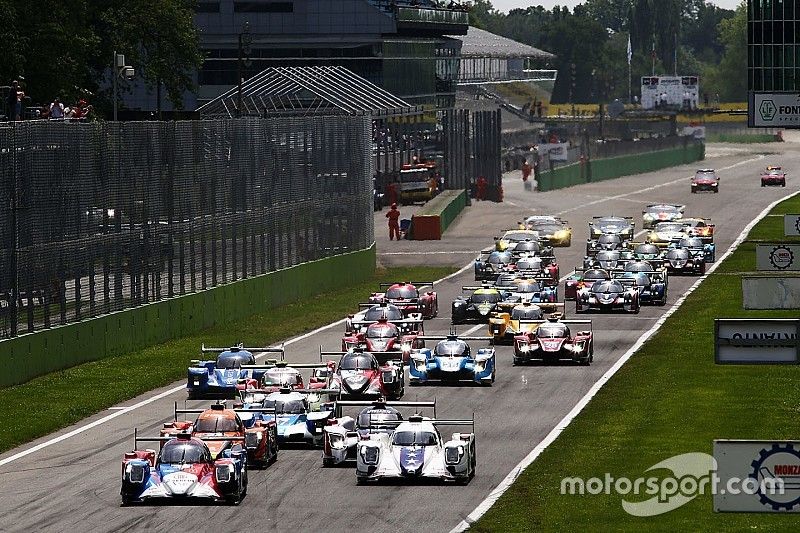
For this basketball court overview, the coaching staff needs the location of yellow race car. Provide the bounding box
[519,215,573,247]
[489,302,546,344]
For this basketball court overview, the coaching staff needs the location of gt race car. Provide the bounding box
[691,169,719,193]
[321,400,436,466]
[589,216,635,241]
[761,166,786,187]
[409,334,496,385]
[642,204,685,229]
[121,432,247,505]
[677,218,715,244]
[356,415,476,484]
[324,349,405,400]
[513,316,593,365]
[368,281,438,319]
[520,216,573,246]
[187,344,285,399]
[576,279,640,314]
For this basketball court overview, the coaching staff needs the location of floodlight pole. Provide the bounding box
[237,22,251,118]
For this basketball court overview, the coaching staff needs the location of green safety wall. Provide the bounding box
[411,190,466,240]
[0,246,376,388]
[537,142,705,192]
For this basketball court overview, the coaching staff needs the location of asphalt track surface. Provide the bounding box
[0,142,795,533]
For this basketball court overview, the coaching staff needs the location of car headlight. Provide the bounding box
[710,182,717,186]
[215,464,234,483]
[518,344,530,352]
[445,445,464,465]
[401,342,412,351]
[125,463,145,483]
[360,446,379,465]
[329,433,346,449]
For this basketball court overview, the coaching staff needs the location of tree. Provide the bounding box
[706,1,746,101]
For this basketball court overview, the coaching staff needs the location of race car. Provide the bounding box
[576,279,640,314]
[583,250,633,270]
[586,233,627,256]
[519,216,573,246]
[341,318,424,364]
[325,349,405,400]
[670,236,715,263]
[514,255,560,283]
[235,360,335,393]
[409,333,496,385]
[121,432,247,505]
[691,169,719,193]
[452,285,504,324]
[162,403,278,467]
[489,302,545,344]
[663,247,705,275]
[494,229,543,252]
[321,399,436,466]
[677,217,715,244]
[642,204,685,229]
[647,222,688,247]
[513,315,593,365]
[368,281,438,319]
[761,166,786,187]
[613,270,667,306]
[346,303,421,334]
[236,388,336,445]
[496,277,559,308]
[474,250,514,281]
[629,242,665,263]
[186,344,285,399]
[563,268,611,300]
[355,415,476,484]
[588,216,635,241]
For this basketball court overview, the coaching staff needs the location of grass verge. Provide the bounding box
[706,133,780,144]
[0,266,455,455]
[473,194,800,531]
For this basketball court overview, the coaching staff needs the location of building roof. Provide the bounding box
[197,66,419,118]
[453,26,554,59]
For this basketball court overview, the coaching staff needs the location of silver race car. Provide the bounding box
[356,415,476,484]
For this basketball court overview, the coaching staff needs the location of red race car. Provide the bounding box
[341,318,424,363]
[161,403,278,467]
[513,315,594,365]
[691,169,719,193]
[368,281,438,319]
[563,268,611,300]
[761,166,786,187]
[322,348,405,400]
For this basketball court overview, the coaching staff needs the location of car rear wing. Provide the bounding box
[133,428,245,447]
[240,360,330,371]
[418,335,494,343]
[333,399,437,418]
[643,203,685,212]
[347,318,423,329]
[461,284,497,291]
[378,281,434,289]
[200,343,285,360]
[319,346,403,361]
[173,401,277,419]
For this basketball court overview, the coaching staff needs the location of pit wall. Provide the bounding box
[537,142,705,192]
[410,190,467,240]
[0,245,376,387]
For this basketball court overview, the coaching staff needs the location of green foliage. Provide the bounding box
[0,0,201,112]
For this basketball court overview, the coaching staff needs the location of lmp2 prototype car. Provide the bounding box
[489,302,546,344]
[346,303,421,334]
[162,403,278,467]
[187,344,285,399]
[761,166,786,187]
[588,216,635,241]
[671,236,715,263]
[513,316,593,365]
[474,250,514,281]
[355,415,476,484]
[642,204,685,229]
[342,318,424,363]
[368,281,438,319]
[583,250,633,270]
[324,349,405,399]
[409,334,496,386]
[614,270,667,306]
[321,400,436,466]
[576,279,640,314]
[629,242,664,263]
[234,360,335,393]
[691,169,719,193]
[663,247,706,275]
[647,222,688,247]
[452,285,504,324]
[237,388,336,445]
[121,432,248,505]
[586,233,627,256]
[564,268,611,300]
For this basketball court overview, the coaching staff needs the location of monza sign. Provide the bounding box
[785,215,800,236]
[756,244,800,271]
[714,440,800,512]
[714,319,800,364]
[749,92,800,128]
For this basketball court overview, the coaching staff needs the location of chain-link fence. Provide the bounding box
[0,117,374,338]
[442,108,502,196]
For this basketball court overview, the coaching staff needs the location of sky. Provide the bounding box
[490,0,741,12]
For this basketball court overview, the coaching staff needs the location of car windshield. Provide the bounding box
[635,244,659,255]
[160,442,208,464]
[262,398,307,415]
[537,324,568,338]
[436,340,466,356]
[646,205,681,214]
[667,249,690,260]
[595,218,628,230]
[768,170,783,176]
[511,306,542,320]
[503,231,533,242]
[487,253,511,264]
[392,430,438,446]
[363,306,403,321]
[216,352,253,369]
[357,409,401,428]
[516,259,540,270]
[584,269,610,281]
[514,241,540,253]
[194,415,240,433]
[593,281,623,294]
[598,235,621,245]
[680,238,704,248]
[626,262,654,272]
[386,286,417,299]
[596,251,620,260]
[530,223,561,234]
[695,171,715,180]
[472,292,500,303]
[262,369,301,386]
[514,282,541,293]
[367,324,399,338]
[339,353,376,370]
[655,223,683,232]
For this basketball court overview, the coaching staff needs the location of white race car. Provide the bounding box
[356,415,476,484]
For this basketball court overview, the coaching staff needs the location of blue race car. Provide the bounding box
[409,333,496,386]
[237,388,335,445]
[187,344,285,399]
[614,271,667,306]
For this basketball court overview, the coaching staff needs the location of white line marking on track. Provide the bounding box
[107,407,129,410]
[381,251,480,256]
[449,188,800,533]
[0,261,478,469]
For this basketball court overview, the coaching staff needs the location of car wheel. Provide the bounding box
[120,495,134,507]
[512,356,520,366]
[356,477,368,485]
[580,356,590,366]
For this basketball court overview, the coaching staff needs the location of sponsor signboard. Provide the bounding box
[742,276,800,309]
[682,125,706,139]
[537,142,569,161]
[749,92,800,128]
[785,214,800,236]
[714,318,800,364]
[714,440,800,512]
[756,244,800,271]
